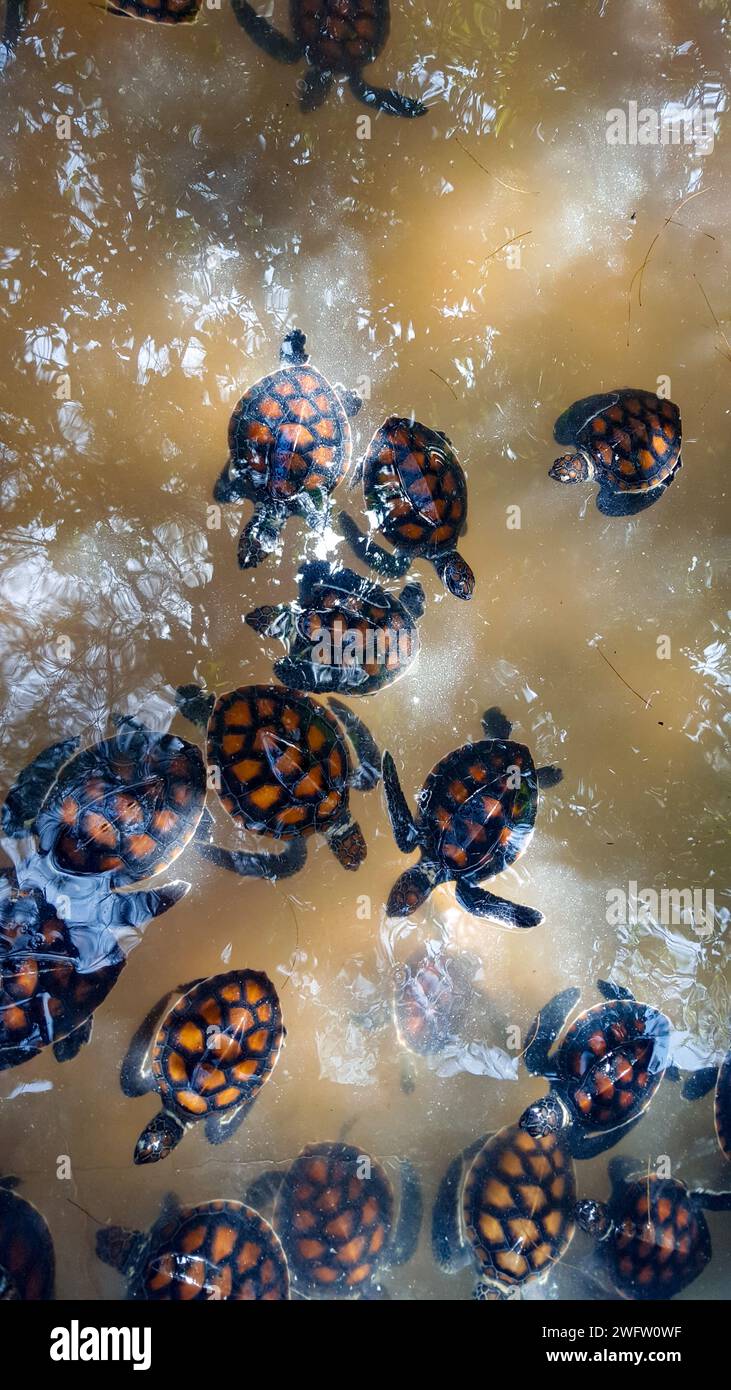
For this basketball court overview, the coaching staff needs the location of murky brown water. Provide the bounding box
[0,0,729,1300]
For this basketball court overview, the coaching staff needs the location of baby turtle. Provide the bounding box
[0,1178,54,1301]
[382,705,562,926]
[549,389,682,517]
[245,1140,422,1298]
[339,417,475,599]
[121,970,284,1164]
[246,560,425,696]
[106,0,202,20]
[682,1046,731,1162]
[519,979,673,1159]
[0,869,188,1072]
[392,946,475,1094]
[230,0,426,116]
[214,330,361,570]
[576,1156,731,1300]
[97,1193,289,1300]
[176,682,381,879]
[433,1123,577,1298]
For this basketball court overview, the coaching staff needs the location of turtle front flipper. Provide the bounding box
[1,737,80,837]
[245,602,291,639]
[109,879,190,930]
[348,74,427,119]
[229,0,302,61]
[196,836,308,880]
[682,1065,719,1101]
[301,66,334,110]
[329,697,381,791]
[389,1159,423,1267]
[524,987,581,1076]
[595,483,667,517]
[691,1188,731,1212]
[432,1137,489,1271]
[597,978,634,1002]
[243,1169,284,1216]
[121,987,183,1099]
[568,1111,645,1161]
[382,751,421,851]
[334,384,363,419]
[53,1016,93,1064]
[455,879,543,929]
[238,502,288,570]
[337,510,412,579]
[537,764,563,788]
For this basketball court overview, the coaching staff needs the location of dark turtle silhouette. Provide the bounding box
[0,1177,55,1301]
[682,1045,731,1163]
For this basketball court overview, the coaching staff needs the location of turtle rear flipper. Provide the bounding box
[196,836,308,880]
[432,1137,488,1271]
[524,987,581,1076]
[348,74,427,118]
[301,66,333,110]
[337,510,412,579]
[382,751,421,851]
[53,1017,92,1064]
[2,737,80,837]
[229,0,302,61]
[205,1101,253,1147]
[455,879,543,929]
[389,1158,423,1267]
[682,1065,720,1101]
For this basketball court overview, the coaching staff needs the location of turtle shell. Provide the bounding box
[555,389,681,493]
[558,999,671,1133]
[0,1184,54,1301]
[291,0,388,73]
[152,970,284,1123]
[207,685,352,840]
[362,417,468,557]
[0,882,124,1071]
[33,729,206,885]
[393,950,470,1056]
[463,1124,576,1288]
[606,1175,709,1300]
[227,362,351,505]
[275,1141,394,1294]
[287,569,419,695]
[715,1050,731,1161]
[136,1200,289,1301]
[107,0,202,20]
[419,736,537,878]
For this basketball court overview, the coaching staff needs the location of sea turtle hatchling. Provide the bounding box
[230,0,426,116]
[682,1045,731,1163]
[175,682,381,880]
[339,416,475,599]
[519,979,673,1159]
[214,330,361,571]
[97,1193,289,1300]
[246,560,425,696]
[576,1156,731,1300]
[0,1178,55,1301]
[245,1140,422,1298]
[382,706,562,927]
[120,970,285,1164]
[549,389,682,517]
[105,0,203,20]
[433,1123,578,1299]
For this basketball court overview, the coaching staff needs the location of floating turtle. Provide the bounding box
[382,706,562,926]
[392,946,476,1093]
[97,1193,289,1300]
[339,417,475,599]
[576,1156,731,1300]
[105,0,203,20]
[519,980,673,1159]
[682,1045,731,1162]
[246,560,425,696]
[549,389,682,517]
[175,682,381,879]
[230,0,426,116]
[214,330,361,570]
[0,1178,54,1301]
[245,1140,422,1298]
[433,1123,577,1298]
[121,970,284,1164]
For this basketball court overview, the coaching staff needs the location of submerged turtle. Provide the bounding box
[393,947,473,1059]
[682,1045,731,1162]
[97,1193,289,1300]
[121,970,284,1164]
[230,0,426,116]
[246,560,425,696]
[519,979,673,1159]
[339,417,475,599]
[549,389,682,517]
[433,1123,577,1298]
[576,1156,731,1300]
[105,0,203,20]
[0,1178,54,1301]
[245,1140,422,1298]
[175,683,381,879]
[214,330,361,571]
[382,706,562,927]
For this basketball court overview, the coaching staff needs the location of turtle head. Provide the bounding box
[474,1278,517,1301]
[519,1093,566,1139]
[96,1224,144,1274]
[433,552,475,601]
[575,1198,612,1241]
[175,683,215,731]
[387,864,437,918]
[213,459,248,504]
[400,581,426,619]
[328,817,367,871]
[134,1112,185,1166]
[549,451,594,485]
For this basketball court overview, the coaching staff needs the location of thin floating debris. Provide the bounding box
[596,646,652,709]
[452,137,536,196]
